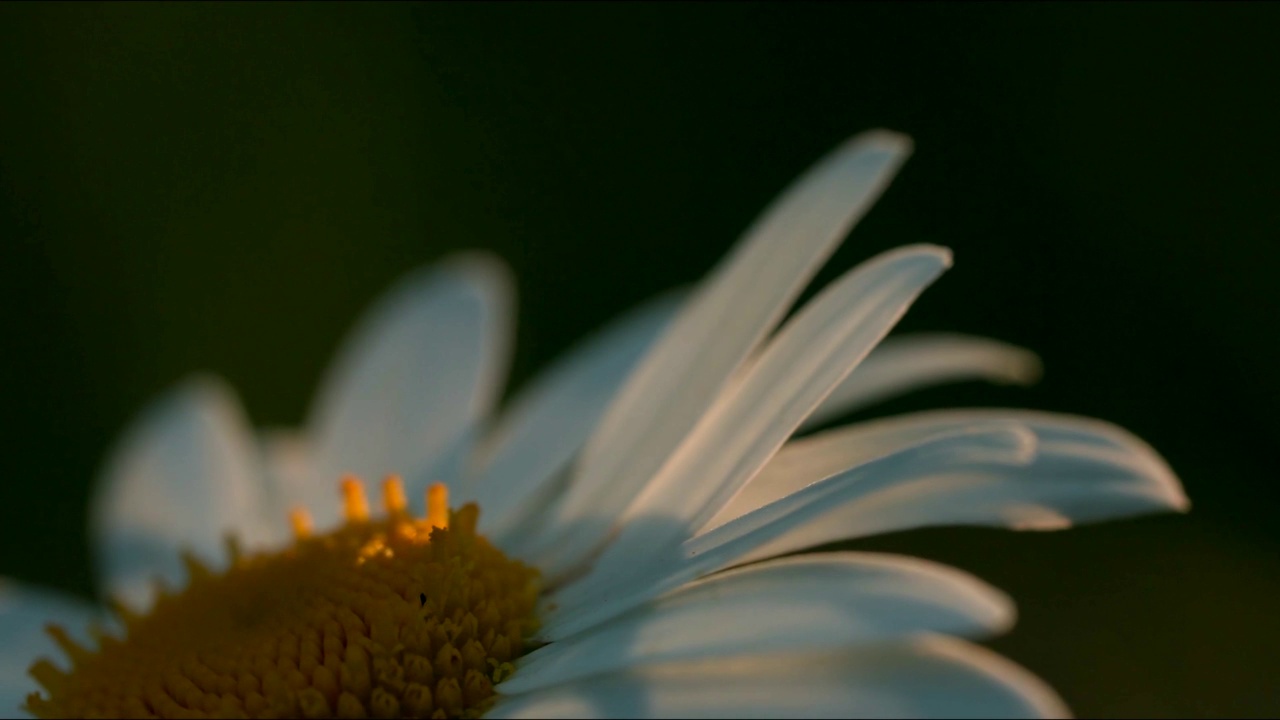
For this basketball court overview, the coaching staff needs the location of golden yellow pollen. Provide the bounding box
[290,508,314,540]
[341,475,370,522]
[26,477,541,719]
[382,476,408,517]
[427,484,449,531]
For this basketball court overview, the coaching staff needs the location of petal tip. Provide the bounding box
[935,244,955,268]
[437,250,517,293]
[1164,483,1192,514]
[920,635,1073,719]
[1006,349,1045,386]
[885,243,954,272]
[853,128,915,157]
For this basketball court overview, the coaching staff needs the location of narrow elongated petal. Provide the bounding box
[704,407,1072,531]
[0,580,101,716]
[560,245,950,583]
[502,552,1012,694]
[803,333,1042,430]
[705,409,1188,565]
[468,290,685,542]
[543,424,1035,639]
[487,635,1069,719]
[89,377,275,611]
[702,410,945,531]
[303,254,513,527]
[527,132,913,570]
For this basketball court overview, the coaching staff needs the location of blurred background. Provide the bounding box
[1,3,1276,716]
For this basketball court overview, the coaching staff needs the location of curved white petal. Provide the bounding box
[303,254,514,528]
[502,552,1012,694]
[0,580,102,717]
[707,409,1188,565]
[557,245,951,583]
[528,131,913,571]
[543,424,1035,639]
[704,409,950,531]
[468,289,685,542]
[89,376,275,611]
[803,333,1043,430]
[707,408,1123,531]
[488,635,1069,719]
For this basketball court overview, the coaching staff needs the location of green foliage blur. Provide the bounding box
[2,4,1277,717]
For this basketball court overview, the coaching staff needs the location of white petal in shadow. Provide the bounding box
[803,333,1043,430]
[89,376,274,612]
[502,552,1012,695]
[527,131,913,573]
[704,408,1089,531]
[703,411,941,531]
[0,579,102,717]
[468,289,685,542]
[303,254,514,528]
[542,423,1035,640]
[257,428,312,533]
[564,245,951,584]
[488,635,1069,719]
[710,409,1189,565]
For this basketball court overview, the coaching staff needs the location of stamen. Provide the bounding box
[289,507,313,539]
[341,475,370,522]
[427,482,449,530]
[382,474,408,516]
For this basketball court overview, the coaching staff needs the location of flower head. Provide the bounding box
[1,130,1187,719]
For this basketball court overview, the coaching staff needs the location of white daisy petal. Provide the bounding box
[543,423,1035,639]
[88,376,274,611]
[803,333,1043,430]
[16,127,1191,720]
[712,409,1189,565]
[468,289,685,542]
[703,409,957,531]
[529,131,913,569]
[705,408,1102,531]
[0,580,101,717]
[487,635,1069,719]
[501,552,1012,695]
[566,244,951,583]
[304,253,514,528]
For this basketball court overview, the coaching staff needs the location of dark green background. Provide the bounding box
[2,3,1277,717]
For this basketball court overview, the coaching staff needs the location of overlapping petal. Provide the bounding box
[6,128,1191,720]
[804,333,1042,429]
[704,409,1188,565]
[543,423,1036,639]
[526,131,914,573]
[488,635,1069,719]
[303,253,514,528]
[467,290,685,542]
[0,581,100,716]
[502,552,1012,694]
[88,376,275,611]
[555,245,951,583]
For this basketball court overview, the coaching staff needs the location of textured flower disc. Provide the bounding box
[26,477,541,719]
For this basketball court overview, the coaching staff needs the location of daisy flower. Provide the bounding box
[1,130,1187,719]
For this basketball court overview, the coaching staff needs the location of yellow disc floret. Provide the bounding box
[26,477,541,719]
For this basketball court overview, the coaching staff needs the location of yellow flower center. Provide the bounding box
[25,477,541,719]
